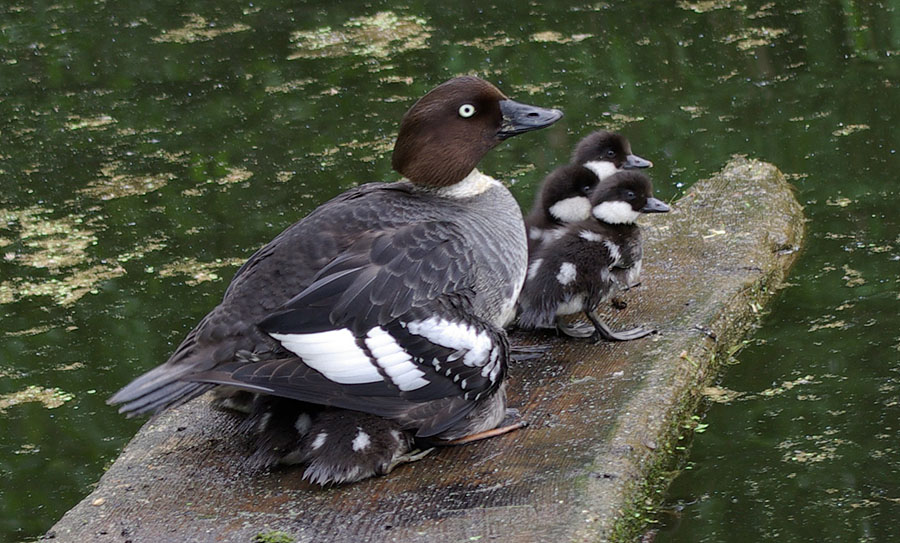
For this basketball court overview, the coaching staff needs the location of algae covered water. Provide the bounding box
[1,1,897,540]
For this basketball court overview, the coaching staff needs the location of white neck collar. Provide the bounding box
[419,169,499,199]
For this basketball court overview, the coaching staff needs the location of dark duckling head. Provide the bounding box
[571,130,653,178]
[590,170,670,225]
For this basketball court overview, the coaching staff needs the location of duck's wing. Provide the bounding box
[610,228,643,288]
[190,221,508,438]
[107,183,415,416]
[224,182,396,297]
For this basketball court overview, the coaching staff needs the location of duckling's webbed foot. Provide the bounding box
[509,342,551,362]
[586,312,656,342]
[384,447,434,474]
[556,319,596,338]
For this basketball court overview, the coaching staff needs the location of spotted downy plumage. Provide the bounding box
[108,76,562,484]
[518,171,669,342]
[524,130,652,255]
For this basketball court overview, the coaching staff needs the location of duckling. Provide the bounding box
[524,130,652,254]
[108,76,562,484]
[517,171,669,342]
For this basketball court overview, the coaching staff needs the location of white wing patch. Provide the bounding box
[271,326,431,391]
[365,327,428,391]
[626,259,642,287]
[549,196,592,223]
[583,160,618,181]
[352,429,371,451]
[556,262,577,285]
[604,240,621,265]
[270,329,382,384]
[527,258,544,281]
[593,201,640,224]
[579,230,603,242]
[406,317,491,367]
[406,316,501,384]
[556,293,585,316]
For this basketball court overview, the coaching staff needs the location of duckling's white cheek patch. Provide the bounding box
[593,201,640,224]
[270,329,382,385]
[556,262,577,285]
[549,196,591,223]
[584,160,618,181]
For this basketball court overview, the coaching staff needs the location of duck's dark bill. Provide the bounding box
[641,197,671,213]
[623,154,653,169]
[497,99,563,139]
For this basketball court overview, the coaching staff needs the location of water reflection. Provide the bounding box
[0,0,897,540]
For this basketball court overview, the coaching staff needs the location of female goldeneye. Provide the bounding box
[524,130,652,254]
[517,170,669,342]
[108,76,563,484]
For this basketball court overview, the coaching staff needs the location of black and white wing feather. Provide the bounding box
[108,183,433,416]
[191,221,508,439]
[610,227,643,289]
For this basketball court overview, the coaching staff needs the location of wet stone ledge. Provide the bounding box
[49,157,805,542]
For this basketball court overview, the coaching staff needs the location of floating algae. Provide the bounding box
[288,12,431,60]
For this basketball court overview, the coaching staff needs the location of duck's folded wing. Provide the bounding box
[191,306,508,438]
[223,182,396,298]
[191,221,508,438]
[108,184,412,417]
[270,219,471,333]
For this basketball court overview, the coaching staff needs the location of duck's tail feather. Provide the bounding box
[107,362,214,416]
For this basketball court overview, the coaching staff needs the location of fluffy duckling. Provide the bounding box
[518,171,669,342]
[524,130,652,254]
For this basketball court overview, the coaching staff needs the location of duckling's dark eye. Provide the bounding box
[624,190,636,200]
[582,185,592,194]
[605,149,616,158]
[458,104,476,118]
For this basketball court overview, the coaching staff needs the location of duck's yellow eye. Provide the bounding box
[458,104,476,118]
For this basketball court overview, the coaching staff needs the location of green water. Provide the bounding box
[0,1,896,540]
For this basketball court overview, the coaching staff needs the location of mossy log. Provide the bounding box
[49,157,805,542]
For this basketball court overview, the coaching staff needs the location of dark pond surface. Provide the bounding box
[0,0,897,540]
